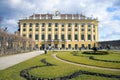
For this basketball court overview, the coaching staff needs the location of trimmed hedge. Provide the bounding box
[82,51,109,55]
[20,58,120,80]
[89,56,120,63]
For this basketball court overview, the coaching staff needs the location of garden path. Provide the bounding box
[52,53,120,72]
[0,50,44,70]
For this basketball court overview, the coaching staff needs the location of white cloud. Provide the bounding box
[8,0,22,8]
[8,0,35,10]
[5,19,17,25]
[1,19,18,33]
[10,0,22,5]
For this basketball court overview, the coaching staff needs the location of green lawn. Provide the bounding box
[56,51,120,69]
[0,51,120,80]
[70,75,118,80]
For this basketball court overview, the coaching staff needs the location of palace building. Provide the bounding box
[18,11,98,50]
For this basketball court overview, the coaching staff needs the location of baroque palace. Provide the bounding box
[18,11,98,50]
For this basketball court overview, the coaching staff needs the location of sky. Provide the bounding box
[0,0,120,41]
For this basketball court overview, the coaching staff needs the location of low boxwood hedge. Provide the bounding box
[82,51,109,55]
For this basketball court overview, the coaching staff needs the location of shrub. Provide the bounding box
[82,51,109,55]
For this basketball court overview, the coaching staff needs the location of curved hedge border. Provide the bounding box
[89,56,120,63]
[82,51,109,55]
[20,58,120,80]
[71,52,120,63]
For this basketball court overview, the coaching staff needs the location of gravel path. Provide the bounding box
[0,50,44,70]
[53,54,120,72]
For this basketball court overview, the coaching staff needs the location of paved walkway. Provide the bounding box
[53,54,120,72]
[0,50,44,70]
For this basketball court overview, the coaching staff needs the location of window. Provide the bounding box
[48,28,51,31]
[23,23,26,27]
[68,44,71,49]
[62,23,64,27]
[62,28,64,31]
[23,34,26,37]
[68,28,71,31]
[62,44,65,48]
[61,34,64,40]
[68,23,71,27]
[88,44,91,48]
[35,34,39,40]
[55,28,58,31]
[75,23,78,27]
[55,34,58,40]
[55,23,58,27]
[81,23,85,27]
[81,34,84,40]
[42,34,44,40]
[88,34,91,40]
[81,29,84,31]
[23,28,26,31]
[48,34,51,40]
[41,44,45,49]
[75,44,78,49]
[93,29,95,32]
[29,23,32,27]
[36,23,39,27]
[29,28,32,31]
[48,44,51,46]
[93,24,95,28]
[94,43,96,47]
[36,28,39,31]
[88,29,91,31]
[68,34,71,40]
[81,44,84,48]
[42,23,45,27]
[42,28,45,31]
[75,34,78,40]
[88,23,91,27]
[35,44,38,48]
[48,23,52,27]
[29,34,32,38]
[55,44,58,48]
[75,28,78,31]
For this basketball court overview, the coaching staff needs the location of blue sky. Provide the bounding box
[0,0,120,41]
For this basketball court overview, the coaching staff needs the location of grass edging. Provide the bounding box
[56,53,120,69]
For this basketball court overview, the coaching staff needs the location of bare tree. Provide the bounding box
[0,28,35,56]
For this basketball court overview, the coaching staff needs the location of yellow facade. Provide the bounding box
[18,12,98,50]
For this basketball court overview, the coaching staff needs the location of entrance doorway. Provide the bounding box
[62,44,65,49]
[55,44,58,49]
